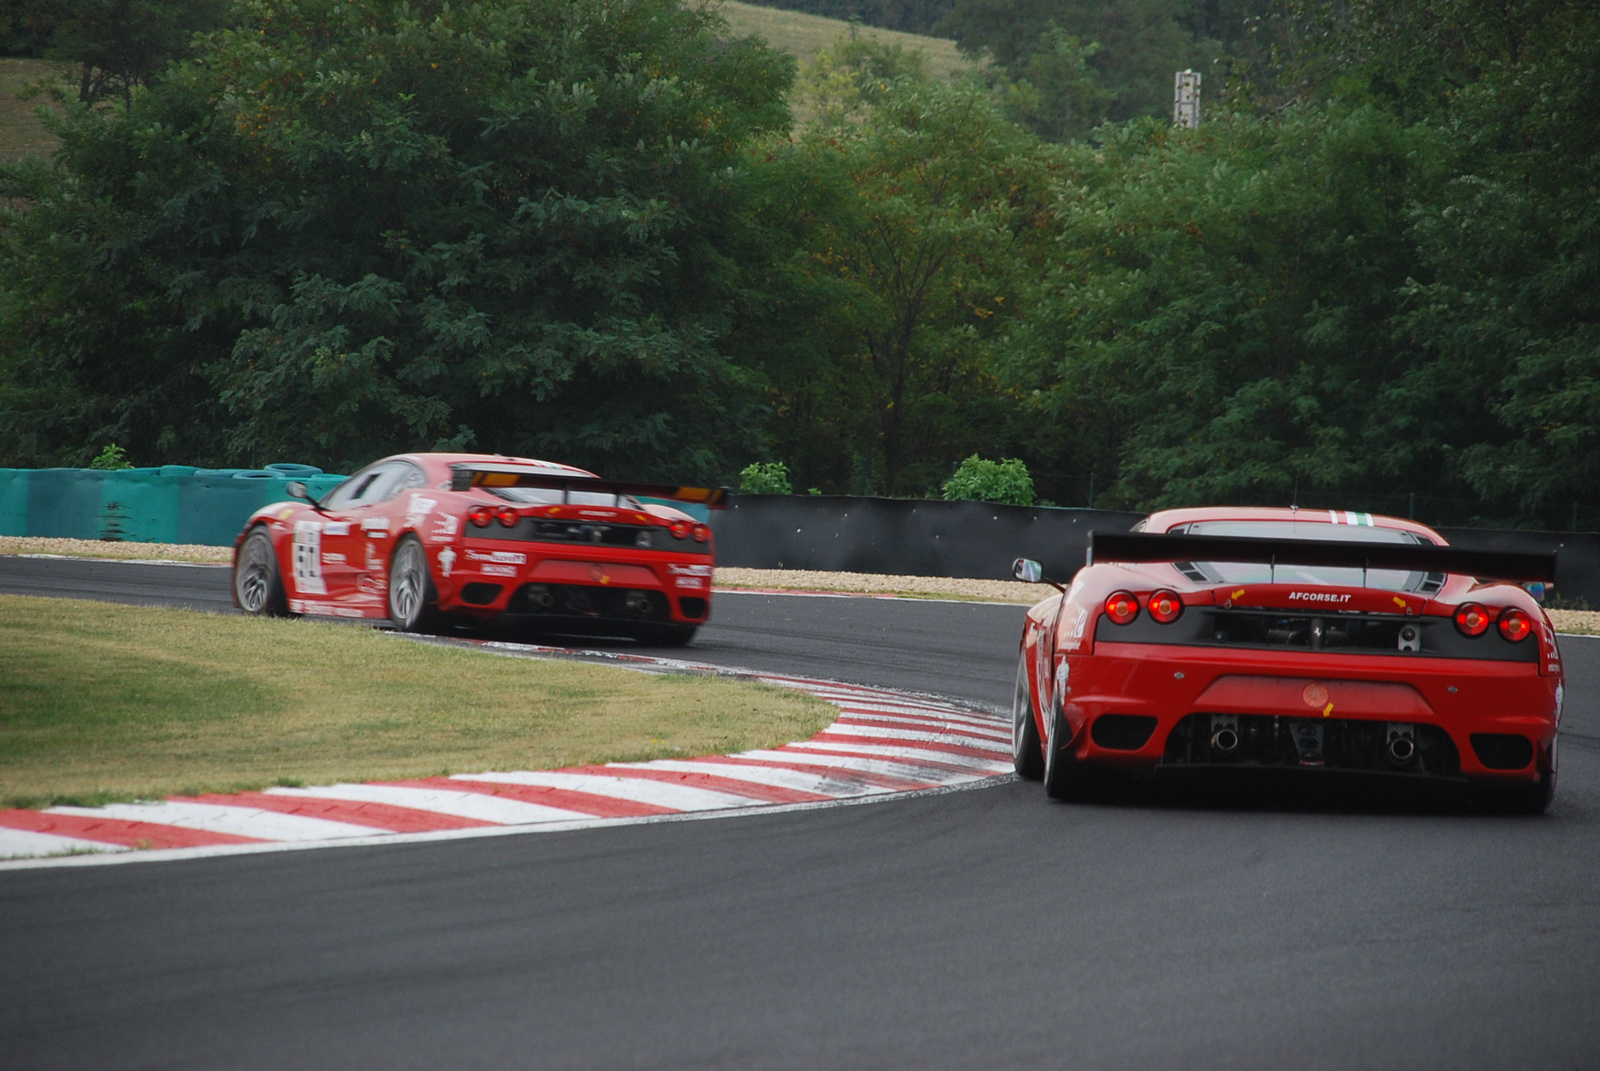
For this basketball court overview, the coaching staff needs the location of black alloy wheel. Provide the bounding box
[1012,652,1044,780]
[234,526,290,616]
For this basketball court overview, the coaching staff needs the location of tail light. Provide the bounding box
[1147,590,1183,624]
[496,507,520,528]
[669,520,692,540]
[1498,608,1532,643]
[1104,591,1139,625]
[468,506,494,527]
[691,523,710,543]
[1455,603,1490,637]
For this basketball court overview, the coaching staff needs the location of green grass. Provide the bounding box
[716,1,972,81]
[0,594,836,808]
[0,58,62,163]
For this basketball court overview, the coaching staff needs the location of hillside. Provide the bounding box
[0,58,61,163]
[714,1,971,80]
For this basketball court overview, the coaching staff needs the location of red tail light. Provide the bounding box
[669,520,692,540]
[1455,603,1490,637]
[1498,608,1533,643]
[1147,590,1183,624]
[468,506,494,527]
[496,507,520,528]
[1104,591,1139,625]
[691,523,710,543]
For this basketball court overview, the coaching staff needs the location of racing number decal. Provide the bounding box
[292,521,327,595]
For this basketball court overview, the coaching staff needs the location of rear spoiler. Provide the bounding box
[1088,531,1556,583]
[449,464,728,509]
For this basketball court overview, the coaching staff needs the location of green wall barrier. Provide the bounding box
[0,467,347,546]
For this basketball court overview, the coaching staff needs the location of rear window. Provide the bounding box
[1170,519,1443,594]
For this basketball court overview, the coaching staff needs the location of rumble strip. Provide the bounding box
[0,642,1011,869]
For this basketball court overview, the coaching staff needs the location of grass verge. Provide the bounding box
[0,595,835,809]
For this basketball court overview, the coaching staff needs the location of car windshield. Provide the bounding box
[1170,519,1443,593]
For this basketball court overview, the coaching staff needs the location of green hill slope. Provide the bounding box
[715,1,971,80]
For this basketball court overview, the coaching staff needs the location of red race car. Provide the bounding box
[231,453,725,645]
[1011,507,1563,812]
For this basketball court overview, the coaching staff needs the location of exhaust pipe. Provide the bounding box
[1388,736,1416,764]
[1210,728,1240,754]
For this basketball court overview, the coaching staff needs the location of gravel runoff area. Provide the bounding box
[5,535,1599,632]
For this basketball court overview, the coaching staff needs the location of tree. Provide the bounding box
[0,0,795,477]
[737,78,1057,494]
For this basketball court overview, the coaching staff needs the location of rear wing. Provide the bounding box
[1088,531,1556,583]
[449,464,728,509]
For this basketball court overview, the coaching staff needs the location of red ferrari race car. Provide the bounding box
[1011,507,1563,812]
[231,453,725,645]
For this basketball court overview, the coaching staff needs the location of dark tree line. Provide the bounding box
[1,0,1596,529]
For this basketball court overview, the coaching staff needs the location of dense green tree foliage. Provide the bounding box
[1,0,1596,529]
[737,75,1055,494]
[0,0,793,475]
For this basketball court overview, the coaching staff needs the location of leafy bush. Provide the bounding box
[739,461,793,495]
[942,455,1035,506]
[88,443,133,470]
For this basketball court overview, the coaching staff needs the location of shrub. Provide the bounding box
[88,444,133,470]
[739,461,793,495]
[942,455,1035,506]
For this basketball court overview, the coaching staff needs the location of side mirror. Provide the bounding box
[1524,581,1547,603]
[1012,558,1044,583]
[286,481,310,501]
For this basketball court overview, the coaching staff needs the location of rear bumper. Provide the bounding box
[1062,642,1559,782]
[435,542,712,626]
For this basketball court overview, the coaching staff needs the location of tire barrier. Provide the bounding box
[0,467,346,547]
[709,494,1600,606]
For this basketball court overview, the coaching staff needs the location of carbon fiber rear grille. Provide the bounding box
[1098,608,1536,661]
[1163,713,1461,776]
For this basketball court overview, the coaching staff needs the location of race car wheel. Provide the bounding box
[388,535,444,633]
[1042,694,1111,803]
[1012,653,1044,780]
[633,624,698,648]
[234,526,290,617]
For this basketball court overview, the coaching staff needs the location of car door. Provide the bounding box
[312,462,408,605]
[351,462,429,607]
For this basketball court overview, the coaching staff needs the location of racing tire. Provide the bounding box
[1012,653,1044,780]
[388,535,445,633]
[633,624,698,648]
[1042,695,1112,803]
[234,526,291,617]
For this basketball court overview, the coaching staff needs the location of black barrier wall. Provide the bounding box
[710,495,1600,606]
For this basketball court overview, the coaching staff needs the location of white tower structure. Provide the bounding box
[1174,69,1201,129]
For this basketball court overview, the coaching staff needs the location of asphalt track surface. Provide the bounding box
[2,557,1599,1070]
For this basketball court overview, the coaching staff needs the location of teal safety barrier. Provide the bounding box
[0,467,346,546]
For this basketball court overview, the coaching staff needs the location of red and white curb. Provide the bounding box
[0,645,1010,869]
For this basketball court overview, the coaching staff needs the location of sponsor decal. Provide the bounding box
[405,495,438,529]
[322,522,350,536]
[675,576,706,589]
[465,550,527,565]
[1393,596,1408,609]
[277,508,293,520]
[1062,602,1090,651]
[589,564,611,585]
[579,510,611,518]
[1231,588,1246,600]
[482,564,518,577]
[292,521,326,595]
[293,600,366,618]
[1053,659,1070,712]
[365,543,383,573]
[361,518,391,535]
[438,547,456,577]
[321,552,346,564]
[668,564,713,576]
[431,514,459,538]
[1287,591,1351,604]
